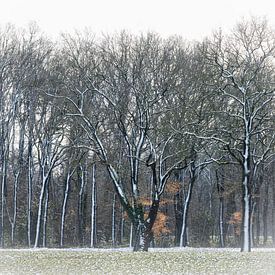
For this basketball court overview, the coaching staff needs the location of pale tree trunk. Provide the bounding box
[255,201,260,246]
[216,170,225,248]
[112,193,116,247]
[250,202,256,248]
[34,153,57,248]
[0,148,8,248]
[119,206,124,244]
[0,110,11,248]
[60,168,75,247]
[11,172,19,246]
[129,223,133,248]
[27,94,35,247]
[34,173,48,248]
[241,118,252,253]
[10,119,25,247]
[42,187,49,247]
[180,166,195,247]
[253,192,261,246]
[272,181,275,246]
[219,195,225,248]
[90,163,96,248]
[27,147,33,247]
[263,182,269,245]
[78,165,86,246]
[253,173,262,246]
[241,171,251,252]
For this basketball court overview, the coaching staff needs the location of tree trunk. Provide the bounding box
[272,180,275,246]
[180,167,195,247]
[27,94,34,248]
[218,194,225,248]
[241,128,252,253]
[254,196,261,246]
[78,165,86,246]
[42,187,49,247]
[263,182,269,245]
[216,170,225,248]
[11,172,19,247]
[174,191,183,246]
[90,164,96,248]
[241,172,251,252]
[60,169,74,247]
[10,117,25,247]
[133,199,159,252]
[118,206,124,245]
[112,193,116,247]
[250,201,256,248]
[129,223,133,248]
[0,153,8,248]
[27,150,33,247]
[34,174,48,248]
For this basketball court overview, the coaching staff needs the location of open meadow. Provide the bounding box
[0,247,274,274]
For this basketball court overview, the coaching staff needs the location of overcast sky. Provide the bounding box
[1,0,275,40]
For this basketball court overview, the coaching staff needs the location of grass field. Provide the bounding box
[0,247,274,274]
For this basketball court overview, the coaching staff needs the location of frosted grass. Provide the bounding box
[0,247,274,274]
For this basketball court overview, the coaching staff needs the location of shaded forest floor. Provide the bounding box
[0,247,274,274]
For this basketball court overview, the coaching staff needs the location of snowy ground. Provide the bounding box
[0,247,274,274]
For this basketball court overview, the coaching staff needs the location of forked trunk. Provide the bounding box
[133,199,159,252]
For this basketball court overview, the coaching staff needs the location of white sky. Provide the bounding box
[1,0,275,40]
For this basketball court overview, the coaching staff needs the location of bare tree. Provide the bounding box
[206,18,275,251]
[56,32,194,251]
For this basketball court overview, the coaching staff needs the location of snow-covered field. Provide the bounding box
[0,247,274,274]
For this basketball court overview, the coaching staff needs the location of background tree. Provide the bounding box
[205,18,275,251]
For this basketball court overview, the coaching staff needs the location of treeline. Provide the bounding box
[0,19,275,252]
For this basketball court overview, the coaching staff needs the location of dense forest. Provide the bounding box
[0,18,275,252]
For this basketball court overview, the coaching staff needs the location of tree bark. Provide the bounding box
[263,181,269,245]
[60,168,74,247]
[0,150,8,248]
[112,193,116,247]
[174,191,183,246]
[241,170,252,252]
[218,194,225,248]
[90,164,96,248]
[180,166,195,247]
[42,186,49,247]
[78,165,86,246]
[216,170,225,248]
[272,180,275,246]
[34,174,48,248]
